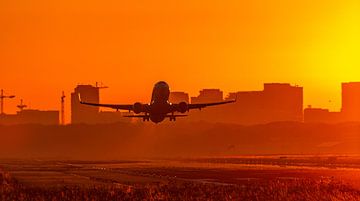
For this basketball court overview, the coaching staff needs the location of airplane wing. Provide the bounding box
[80,101,133,111]
[78,94,133,110]
[187,99,236,110]
[123,115,148,118]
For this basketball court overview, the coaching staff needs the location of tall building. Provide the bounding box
[71,85,100,124]
[342,82,360,122]
[169,92,189,103]
[263,83,303,122]
[191,89,223,104]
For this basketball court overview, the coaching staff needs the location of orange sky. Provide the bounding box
[1,0,359,122]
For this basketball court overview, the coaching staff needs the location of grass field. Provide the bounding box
[1,156,360,200]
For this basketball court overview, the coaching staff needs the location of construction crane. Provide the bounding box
[61,91,65,125]
[95,82,109,89]
[0,89,15,115]
[17,99,27,111]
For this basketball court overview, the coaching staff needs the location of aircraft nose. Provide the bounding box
[155,81,169,89]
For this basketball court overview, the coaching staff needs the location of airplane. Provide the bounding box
[79,81,236,123]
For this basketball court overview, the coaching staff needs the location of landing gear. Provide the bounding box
[169,113,176,121]
[143,113,150,121]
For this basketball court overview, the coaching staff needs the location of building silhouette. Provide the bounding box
[169,92,189,103]
[342,82,360,122]
[191,89,223,104]
[189,83,303,125]
[71,85,100,124]
[2,82,360,125]
[304,106,342,123]
[231,83,303,124]
[0,109,59,125]
[71,84,132,124]
[304,82,360,123]
[96,111,128,124]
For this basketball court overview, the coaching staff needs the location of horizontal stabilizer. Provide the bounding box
[123,114,188,118]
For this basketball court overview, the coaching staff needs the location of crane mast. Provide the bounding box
[61,91,65,125]
[17,99,27,111]
[0,89,15,115]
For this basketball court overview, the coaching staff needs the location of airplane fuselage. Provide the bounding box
[148,81,172,123]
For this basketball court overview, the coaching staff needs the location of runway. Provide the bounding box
[2,156,360,188]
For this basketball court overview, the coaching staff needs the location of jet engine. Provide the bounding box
[177,102,188,113]
[133,102,143,114]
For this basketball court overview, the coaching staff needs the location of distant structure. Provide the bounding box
[189,83,303,125]
[61,91,66,125]
[71,85,100,124]
[0,89,15,115]
[71,83,130,124]
[304,106,342,123]
[169,92,189,103]
[228,83,303,124]
[3,82,358,126]
[17,99,27,111]
[97,111,124,124]
[304,82,360,123]
[342,82,360,122]
[18,110,59,125]
[0,109,59,125]
[0,91,59,125]
[191,89,223,104]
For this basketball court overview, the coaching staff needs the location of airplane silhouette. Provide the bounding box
[79,81,236,123]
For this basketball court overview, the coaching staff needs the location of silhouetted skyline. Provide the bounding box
[78,81,235,123]
[189,83,303,125]
[1,81,360,125]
